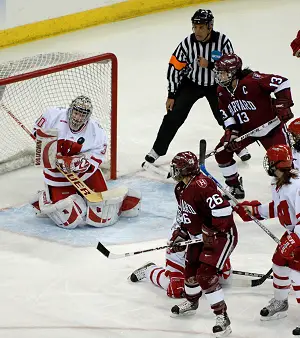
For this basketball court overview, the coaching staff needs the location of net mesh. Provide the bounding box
[0,52,116,177]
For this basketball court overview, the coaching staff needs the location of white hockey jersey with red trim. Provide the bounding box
[258,176,300,236]
[33,107,108,187]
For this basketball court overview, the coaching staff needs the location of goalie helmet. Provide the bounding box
[214,53,242,87]
[263,144,293,176]
[288,118,300,151]
[68,95,93,131]
[170,151,200,182]
[191,9,214,26]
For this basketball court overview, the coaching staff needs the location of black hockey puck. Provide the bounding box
[77,137,85,145]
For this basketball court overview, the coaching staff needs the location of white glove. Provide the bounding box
[56,154,90,173]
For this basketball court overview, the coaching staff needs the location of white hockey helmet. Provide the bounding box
[68,95,93,131]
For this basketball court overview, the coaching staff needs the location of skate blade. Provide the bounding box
[170,310,197,318]
[214,325,232,337]
[260,311,288,321]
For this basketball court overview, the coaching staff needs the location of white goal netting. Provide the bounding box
[0,52,117,178]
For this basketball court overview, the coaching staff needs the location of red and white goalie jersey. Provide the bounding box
[219,72,291,136]
[33,107,107,187]
[258,177,300,235]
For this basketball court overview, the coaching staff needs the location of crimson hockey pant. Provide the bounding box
[272,232,300,302]
[49,169,107,202]
[184,226,238,315]
[215,124,289,186]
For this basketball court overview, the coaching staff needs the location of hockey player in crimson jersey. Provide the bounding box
[144,151,236,337]
[31,95,140,229]
[213,53,294,199]
[128,221,232,299]
[235,144,300,336]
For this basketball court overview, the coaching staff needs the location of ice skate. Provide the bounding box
[236,148,251,162]
[213,312,232,337]
[293,326,300,336]
[227,177,245,199]
[260,298,288,321]
[144,149,160,164]
[129,262,155,282]
[171,299,198,316]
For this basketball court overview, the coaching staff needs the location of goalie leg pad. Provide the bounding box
[86,196,124,227]
[39,192,87,229]
[121,188,141,217]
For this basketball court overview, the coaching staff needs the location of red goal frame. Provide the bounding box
[0,53,118,179]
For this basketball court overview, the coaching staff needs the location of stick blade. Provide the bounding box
[97,242,110,258]
[251,268,273,287]
[199,139,207,165]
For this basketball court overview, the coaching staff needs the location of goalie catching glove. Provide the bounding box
[56,154,90,173]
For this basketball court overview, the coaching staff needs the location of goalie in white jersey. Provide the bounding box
[235,144,300,336]
[31,95,141,229]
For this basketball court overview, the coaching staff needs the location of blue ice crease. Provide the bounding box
[0,176,176,247]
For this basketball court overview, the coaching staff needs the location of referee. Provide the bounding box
[145,9,251,164]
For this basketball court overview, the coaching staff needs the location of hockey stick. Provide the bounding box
[205,116,280,159]
[97,241,273,286]
[96,238,203,259]
[231,268,273,287]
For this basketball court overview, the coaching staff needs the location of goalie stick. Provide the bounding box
[199,139,276,287]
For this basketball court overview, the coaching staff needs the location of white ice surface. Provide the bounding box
[0,0,300,336]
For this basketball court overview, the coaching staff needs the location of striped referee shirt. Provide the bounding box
[167,31,234,98]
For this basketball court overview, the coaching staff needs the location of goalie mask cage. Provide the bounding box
[0,52,117,179]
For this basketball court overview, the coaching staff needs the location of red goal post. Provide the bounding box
[0,52,117,179]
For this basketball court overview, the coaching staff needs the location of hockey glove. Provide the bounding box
[223,129,241,152]
[273,98,294,123]
[166,271,185,298]
[234,200,263,222]
[168,228,189,253]
[202,224,218,251]
[279,232,300,260]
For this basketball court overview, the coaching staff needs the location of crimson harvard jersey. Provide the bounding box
[174,173,235,236]
[218,72,291,136]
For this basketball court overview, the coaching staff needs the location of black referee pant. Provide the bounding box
[152,79,223,156]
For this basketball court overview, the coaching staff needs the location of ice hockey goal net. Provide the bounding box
[0,52,117,179]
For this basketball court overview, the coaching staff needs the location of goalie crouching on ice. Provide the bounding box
[30,95,141,229]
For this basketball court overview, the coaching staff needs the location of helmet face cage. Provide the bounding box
[68,95,93,131]
[170,151,200,182]
[263,154,276,176]
[214,54,242,87]
[214,69,236,87]
[191,9,214,27]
